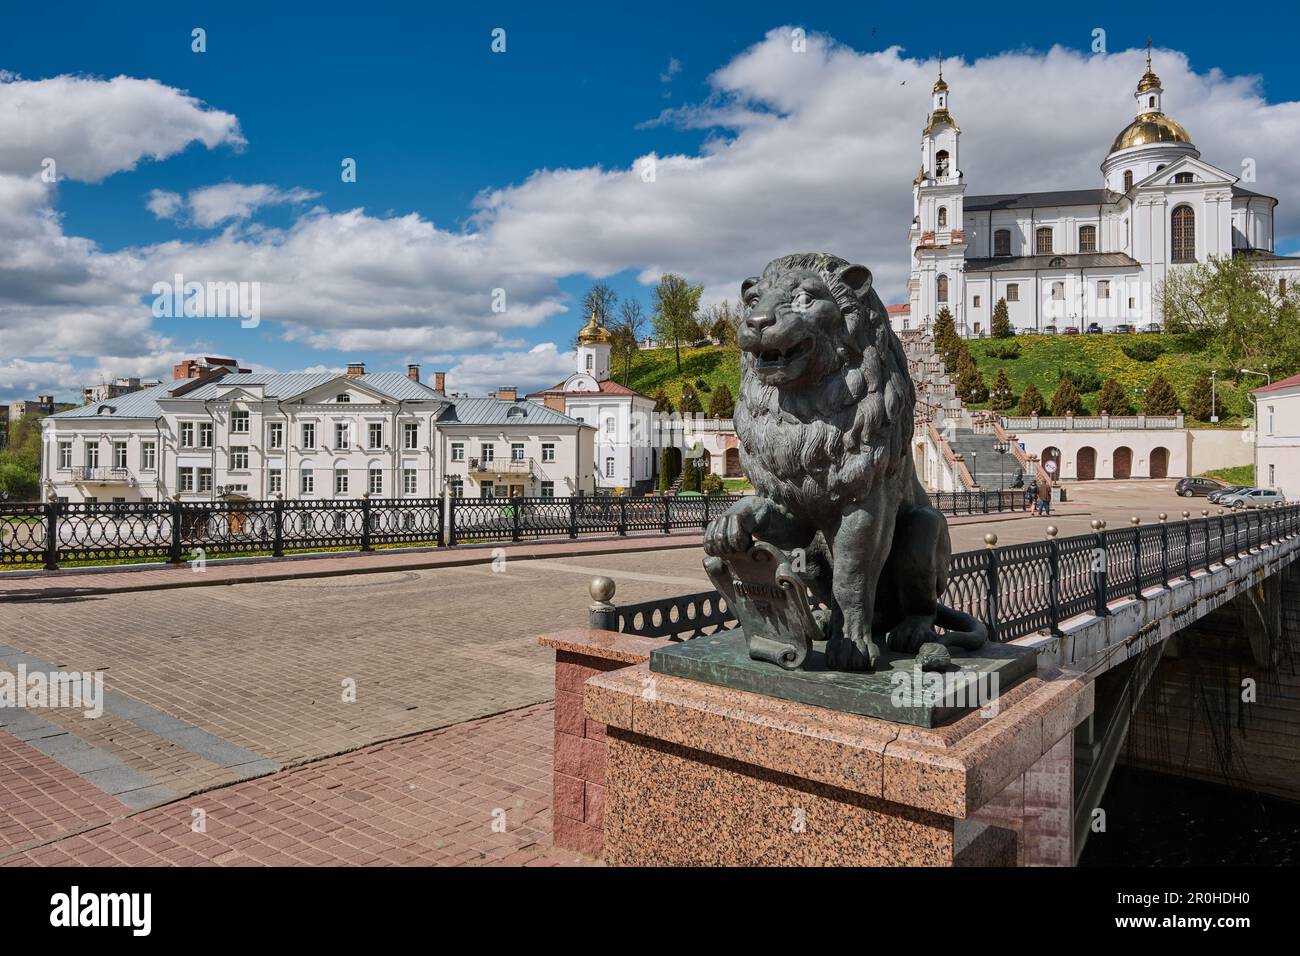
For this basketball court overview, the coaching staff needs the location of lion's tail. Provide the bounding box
[935,603,988,650]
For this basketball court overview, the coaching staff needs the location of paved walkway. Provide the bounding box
[2,702,591,867]
[0,532,704,602]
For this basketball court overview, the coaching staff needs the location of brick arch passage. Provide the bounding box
[1150,446,1169,479]
[1077,446,1097,481]
[1114,446,1133,479]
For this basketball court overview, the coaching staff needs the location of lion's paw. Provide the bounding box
[887,616,940,655]
[825,633,881,672]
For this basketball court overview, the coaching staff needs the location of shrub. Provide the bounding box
[1185,372,1216,421]
[1122,339,1165,362]
[1050,379,1084,416]
[679,382,703,415]
[708,383,735,418]
[989,368,1016,411]
[1058,368,1102,394]
[990,298,1013,338]
[680,456,702,492]
[653,389,674,414]
[657,447,678,491]
[954,348,987,403]
[702,472,725,494]
[1018,383,1046,416]
[1144,374,1180,415]
[988,342,1020,360]
[1096,378,1133,415]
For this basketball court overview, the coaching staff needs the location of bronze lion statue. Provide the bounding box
[703,252,986,672]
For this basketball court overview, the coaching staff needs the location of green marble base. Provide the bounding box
[649,629,1037,728]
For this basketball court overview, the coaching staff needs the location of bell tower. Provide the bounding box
[576,310,612,383]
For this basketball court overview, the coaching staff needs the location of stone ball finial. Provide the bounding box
[1130,516,1140,525]
[1159,513,1167,522]
[1182,510,1190,519]
[589,576,616,603]
[1046,525,1058,537]
[984,532,998,548]
[1202,510,1209,517]
[1090,519,1102,531]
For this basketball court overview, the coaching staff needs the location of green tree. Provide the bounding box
[1049,379,1084,416]
[679,382,703,415]
[0,412,45,500]
[0,460,38,500]
[1096,378,1133,416]
[1144,373,1180,416]
[680,455,702,493]
[1185,372,1216,422]
[701,472,724,494]
[571,282,618,349]
[701,300,739,346]
[989,368,1015,411]
[931,307,961,373]
[652,273,704,373]
[708,383,735,418]
[954,348,987,403]
[652,389,674,414]
[1018,383,1047,417]
[990,298,1012,338]
[657,447,679,492]
[610,299,646,385]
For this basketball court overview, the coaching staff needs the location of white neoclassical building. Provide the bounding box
[908,49,1300,336]
[39,362,595,503]
[1253,373,1300,498]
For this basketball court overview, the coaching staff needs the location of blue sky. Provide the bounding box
[2,0,1298,400]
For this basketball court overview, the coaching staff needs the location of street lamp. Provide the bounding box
[971,450,979,486]
[1210,369,1218,423]
[992,439,1011,490]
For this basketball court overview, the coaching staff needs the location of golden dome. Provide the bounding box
[1137,69,1162,93]
[577,310,611,345]
[933,77,948,93]
[1110,112,1193,152]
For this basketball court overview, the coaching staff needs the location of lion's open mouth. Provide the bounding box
[754,339,810,368]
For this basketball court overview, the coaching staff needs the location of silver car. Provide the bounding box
[1218,487,1285,509]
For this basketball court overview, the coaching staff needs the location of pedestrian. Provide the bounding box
[1037,477,1052,516]
[1024,479,1036,511]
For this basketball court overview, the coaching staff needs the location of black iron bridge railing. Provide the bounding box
[604,504,1300,645]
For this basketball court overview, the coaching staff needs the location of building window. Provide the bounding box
[369,468,383,496]
[301,423,316,448]
[1268,406,1275,435]
[1123,170,1133,191]
[972,295,981,308]
[451,442,465,462]
[1269,464,1275,486]
[480,443,494,463]
[1051,281,1064,300]
[541,442,556,463]
[604,418,615,434]
[58,441,71,469]
[197,468,213,493]
[511,442,525,462]
[449,476,463,498]
[85,443,99,468]
[301,469,314,495]
[935,150,949,178]
[541,481,554,498]
[1035,227,1053,255]
[403,468,417,495]
[231,446,249,470]
[1006,284,1019,302]
[336,393,350,403]
[197,423,212,447]
[480,480,495,499]
[334,423,350,449]
[269,469,282,494]
[180,422,195,447]
[179,468,194,492]
[1078,225,1097,253]
[936,274,949,303]
[585,353,593,371]
[1097,280,1111,299]
[368,422,383,449]
[335,469,349,495]
[1171,205,1195,262]
[267,422,284,449]
[604,457,615,478]
[403,423,418,449]
[994,229,1011,257]
[230,410,249,433]
[1173,172,1194,184]
[937,206,947,229]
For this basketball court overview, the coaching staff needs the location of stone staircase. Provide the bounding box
[945,426,1021,490]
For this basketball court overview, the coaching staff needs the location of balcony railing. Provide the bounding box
[1000,413,1185,431]
[70,466,132,483]
[467,456,535,475]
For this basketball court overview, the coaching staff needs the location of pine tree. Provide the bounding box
[989,368,1016,410]
[1185,372,1215,421]
[1018,383,1046,417]
[657,447,678,491]
[707,383,735,418]
[680,456,702,493]
[679,382,703,415]
[932,307,961,373]
[1144,374,1179,416]
[652,389,674,414]
[1050,379,1084,416]
[1096,378,1132,415]
[954,347,988,403]
[990,298,1012,339]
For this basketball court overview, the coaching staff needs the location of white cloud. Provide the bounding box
[145,189,183,220]
[150,183,321,228]
[433,342,576,395]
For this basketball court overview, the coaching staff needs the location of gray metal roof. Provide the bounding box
[437,398,588,428]
[964,189,1114,212]
[964,252,1141,273]
[1232,185,1277,202]
[51,381,176,419]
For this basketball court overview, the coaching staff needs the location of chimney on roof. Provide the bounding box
[346,362,366,379]
[407,364,420,383]
[497,385,517,402]
[433,372,446,396]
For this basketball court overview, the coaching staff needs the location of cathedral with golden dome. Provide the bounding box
[905,44,1297,337]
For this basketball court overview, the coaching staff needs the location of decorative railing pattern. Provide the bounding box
[446,494,745,544]
[606,506,1300,645]
[999,413,1185,431]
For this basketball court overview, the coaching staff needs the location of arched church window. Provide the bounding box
[1171,205,1195,262]
[936,150,950,178]
[1051,281,1064,300]
[937,207,948,228]
[1173,172,1194,184]
[1149,96,1156,108]
[1123,170,1133,191]
[1078,225,1097,253]
[936,275,949,302]
[1049,257,1066,268]
[586,353,593,371]
[994,229,1011,257]
[1036,227,1053,255]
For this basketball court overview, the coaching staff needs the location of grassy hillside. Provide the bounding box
[965,332,1253,424]
[619,333,1256,426]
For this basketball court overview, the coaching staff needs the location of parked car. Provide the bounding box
[1062,326,1080,335]
[1139,322,1163,333]
[1207,484,1250,504]
[1042,325,1058,335]
[1218,487,1286,509]
[1112,323,1135,334]
[1086,322,1104,334]
[1175,476,1225,498]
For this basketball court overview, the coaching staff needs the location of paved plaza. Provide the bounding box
[0,480,1200,865]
